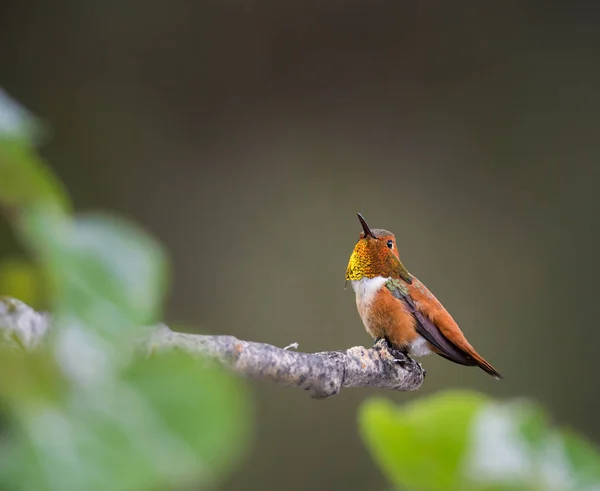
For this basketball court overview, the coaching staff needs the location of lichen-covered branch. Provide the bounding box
[0,297,425,398]
[147,326,425,397]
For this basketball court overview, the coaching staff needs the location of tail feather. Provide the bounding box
[471,353,503,380]
[434,348,502,379]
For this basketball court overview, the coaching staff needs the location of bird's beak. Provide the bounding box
[357,213,375,238]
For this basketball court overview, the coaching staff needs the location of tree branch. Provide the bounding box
[0,297,425,399]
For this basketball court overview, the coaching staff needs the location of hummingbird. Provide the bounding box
[345,213,502,379]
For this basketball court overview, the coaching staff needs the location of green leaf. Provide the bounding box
[359,391,489,491]
[465,400,545,490]
[0,347,66,407]
[0,89,67,211]
[0,142,69,211]
[123,352,251,479]
[467,400,600,491]
[22,210,169,336]
[0,256,47,310]
[561,430,600,489]
[0,351,251,491]
[0,90,253,491]
[360,392,600,491]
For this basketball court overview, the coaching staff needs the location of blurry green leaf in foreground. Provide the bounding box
[123,353,251,479]
[0,89,67,212]
[0,351,251,491]
[0,256,47,310]
[561,431,600,489]
[0,89,253,491]
[359,390,600,491]
[0,349,66,406]
[0,208,250,491]
[22,210,169,333]
[0,143,68,211]
[359,392,488,490]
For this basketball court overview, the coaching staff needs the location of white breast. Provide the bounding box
[351,276,388,309]
[350,277,388,335]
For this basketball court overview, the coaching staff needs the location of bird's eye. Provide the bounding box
[387,240,394,249]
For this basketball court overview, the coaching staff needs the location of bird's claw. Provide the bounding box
[392,350,412,368]
[376,337,426,375]
[396,355,427,377]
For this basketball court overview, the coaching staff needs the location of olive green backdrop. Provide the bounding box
[1,2,599,490]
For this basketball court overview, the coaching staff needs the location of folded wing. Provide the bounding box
[389,283,502,379]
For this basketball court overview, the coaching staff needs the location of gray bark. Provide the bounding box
[0,297,424,399]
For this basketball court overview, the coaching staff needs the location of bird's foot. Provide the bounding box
[382,338,411,366]
[391,349,411,367]
[379,337,426,376]
[397,354,427,376]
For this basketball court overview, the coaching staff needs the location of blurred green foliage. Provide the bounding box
[0,89,251,490]
[360,391,600,491]
[0,256,46,309]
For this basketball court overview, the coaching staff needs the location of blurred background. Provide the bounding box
[1,2,599,490]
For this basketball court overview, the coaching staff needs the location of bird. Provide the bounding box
[345,213,502,379]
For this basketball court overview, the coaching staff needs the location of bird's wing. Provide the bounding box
[388,278,502,378]
[387,281,476,366]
